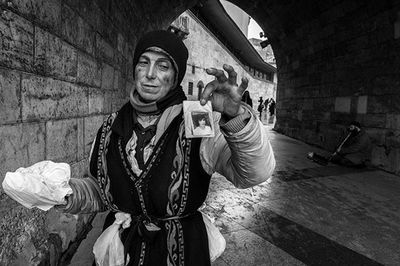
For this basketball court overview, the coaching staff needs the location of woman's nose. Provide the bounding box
[146,63,156,79]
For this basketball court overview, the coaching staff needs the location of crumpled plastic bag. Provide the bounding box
[93,212,132,266]
[201,212,226,262]
[2,160,72,211]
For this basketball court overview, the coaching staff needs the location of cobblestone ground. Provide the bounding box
[71,125,400,265]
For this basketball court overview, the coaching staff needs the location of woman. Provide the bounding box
[192,116,212,136]
[59,30,275,265]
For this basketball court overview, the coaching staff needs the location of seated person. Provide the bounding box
[309,121,371,167]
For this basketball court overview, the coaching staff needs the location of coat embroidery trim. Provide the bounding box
[96,113,147,266]
[166,122,191,266]
[165,219,185,266]
[97,113,119,212]
[139,242,146,266]
[96,112,197,265]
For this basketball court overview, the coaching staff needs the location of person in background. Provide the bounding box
[257,96,264,120]
[308,121,371,168]
[57,30,275,266]
[268,98,276,124]
[330,121,371,167]
[269,98,276,117]
[263,98,270,121]
[241,90,253,107]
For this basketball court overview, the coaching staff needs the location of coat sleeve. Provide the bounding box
[200,104,275,188]
[59,125,107,214]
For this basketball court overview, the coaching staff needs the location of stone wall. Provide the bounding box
[0,0,139,264]
[274,2,400,174]
[230,0,400,175]
[179,11,276,110]
[2,0,400,264]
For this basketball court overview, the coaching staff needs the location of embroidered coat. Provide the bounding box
[64,102,275,265]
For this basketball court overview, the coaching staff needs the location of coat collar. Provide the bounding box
[111,102,135,139]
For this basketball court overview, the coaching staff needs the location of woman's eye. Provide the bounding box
[138,60,148,66]
[158,64,169,71]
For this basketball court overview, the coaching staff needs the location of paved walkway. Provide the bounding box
[71,125,400,265]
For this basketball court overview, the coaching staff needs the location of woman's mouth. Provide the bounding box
[142,84,158,89]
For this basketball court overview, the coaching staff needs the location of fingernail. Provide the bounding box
[200,99,206,105]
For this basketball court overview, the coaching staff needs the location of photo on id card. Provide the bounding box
[183,101,215,138]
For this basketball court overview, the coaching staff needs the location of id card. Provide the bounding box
[183,101,215,138]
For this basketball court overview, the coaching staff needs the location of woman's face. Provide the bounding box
[134,51,176,102]
[199,118,206,128]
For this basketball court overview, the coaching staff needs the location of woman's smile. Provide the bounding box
[134,51,175,102]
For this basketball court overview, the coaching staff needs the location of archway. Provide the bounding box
[1,0,399,264]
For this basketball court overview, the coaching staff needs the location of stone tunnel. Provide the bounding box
[0,0,399,264]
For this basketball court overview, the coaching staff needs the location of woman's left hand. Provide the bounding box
[201,64,248,118]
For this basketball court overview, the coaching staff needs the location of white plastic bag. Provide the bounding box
[201,212,226,262]
[93,212,132,266]
[2,160,72,211]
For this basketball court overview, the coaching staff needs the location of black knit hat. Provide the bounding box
[133,30,189,85]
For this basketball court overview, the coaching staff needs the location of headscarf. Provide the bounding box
[130,30,189,114]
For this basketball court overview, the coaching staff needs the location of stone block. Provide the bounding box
[77,53,101,87]
[61,5,95,55]
[63,0,80,11]
[84,115,104,155]
[370,145,388,169]
[70,159,88,179]
[76,16,95,55]
[0,10,33,71]
[46,209,78,250]
[334,97,351,113]
[386,114,400,130]
[34,27,77,82]
[0,69,21,124]
[46,119,78,162]
[88,87,105,114]
[356,95,367,114]
[96,34,114,64]
[21,75,88,121]
[126,81,134,98]
[366,95,400,114]
[365,128,386,145]
[313,97,334,112]
[111,90,128,112]
[297,110,302,121]
[79,0,102,29]
[117,33,125,53]
[7,0,61,32]
[101,63,114,90]
[0,122,45,184]
[113,69,121,91]
[370,75,400,95]
[363,114,387,128]
[395,19,400,39]
[77,118,84,161]
[330,112,353,125]
[292,60,299,70]
[114,52,126,72]
[103,90,114,114]
[388,94,400,113]
[0,205,48,265]
[61,5,78,47]
[387,147,400,174]
[114,69,126,91]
